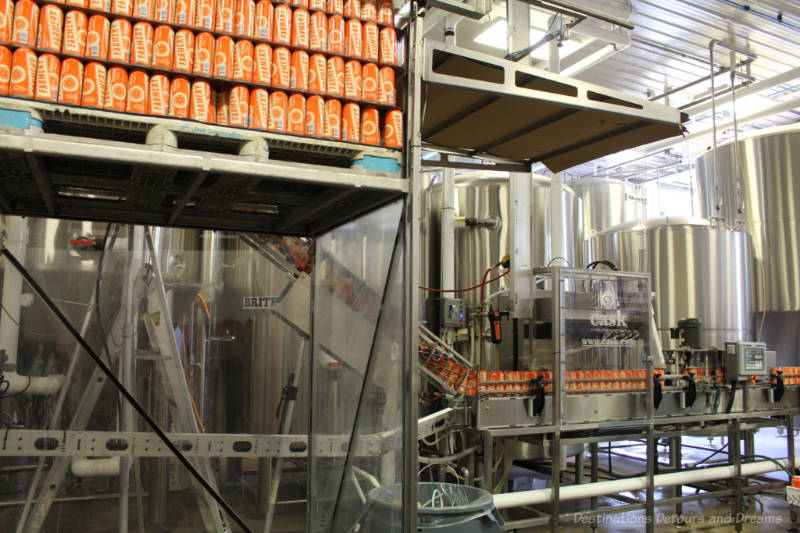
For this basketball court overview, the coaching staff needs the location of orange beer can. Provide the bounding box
[345,18,361,58]
[291,7,308,48]
[173,28,194,72]
[271,45,289,87]
[287,92,304,134]
[81,61,107,107]
[0,0,14,45]
[66,0,88,7]
[377,0,391,24]
[254,0,273,39]
[173,0,194,25]
[342,0,358,18]
[37,5,64,53]
[308,52,325,93]
[252,42,271,83]
[34,53,60,101]
[195,0,215,30]
[11,0,39,48]
[272,3,290,45]
[86,15,110,60]
[215,0,234,33]
[268,89,287,131]
[361,61,377,101]
[125,68,148,113]
[235,0,255,36]
[305,93,323,136]
[228,84,248,126]
[308,0,323,9]
[249,86,269,129]
[108,18,132,63]
[214,35,234,79]
[233,38,253,82]
[111,0,133,16]
[309,10,325,51]
[9,47,37,97]
[326,0,342,15]
[168,75,190,117]
[344,58,360,99]
[189,79,213,121]
[215,90,229,122]
[153,0,173,22]
[383,108,401,146]
[378,64,393,104]
[147,72,169,115]
[327,14,343,54]
[130,21,153,66]
[326,55,343,96]
[324,97,340,138]
[151,25,174,69]
[362,22,378,62]
[133,0,154,19]
[290,49,307,91]
[290,0,307,7]
[57,56,83,103]
[103,65,127,109]
[341,101,358,141]
[379,26,396,64]
[0,45,13,95]
[193,31,214,76]
[89,0,112,10]
[360,0,376,20]
[62,10,87,57]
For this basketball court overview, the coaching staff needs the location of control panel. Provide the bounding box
[440,298,466,328]
[725,341,773,379]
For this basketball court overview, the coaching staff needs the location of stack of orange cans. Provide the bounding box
[0,0,403,146]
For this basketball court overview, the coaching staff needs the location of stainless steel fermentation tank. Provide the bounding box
[587,217,752,349]
[694,126,800,313]
[571,178,640,238]
[421,172,585,321]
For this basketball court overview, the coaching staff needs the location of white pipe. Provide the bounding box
[1,217,65,395]
[493,459,788,509]
[71,457,121,478]
[441,168,456,298]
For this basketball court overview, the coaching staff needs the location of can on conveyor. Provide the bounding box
[190,79,214,122]
[215,0,234,33]
[11,0,39,48]
[305,93,323,136]
[0,0,14,45]
[383,107,401,147]
[309,10,325,51]
[272,3,291,45]
[360,105,379,144]
[130,21,154,66]
[324,97,340,139]
[0,44,9,95]
[268,89,287,131]
[308,52,325,93]
[214,35,234,79]
[361,61,377,102]
[36,5,63,53]
[326,55,343,96]
[86,15,110,60]
[271,45,290,87]
[341,101,359,141]
[229,84,249,126]
[254,0,273,40]
[173,29,194,73]
[233,38,253,82]
[327,14,344,54]
[362,22,378,62]
[193,32,214,76]
[173,0,194,25]
[292,7,308,48]
[290,49,307,91]
[344,58,360,99]
[235,0,254,36]
[287,92,305,134]
[148,72,169,115]
[252,42,271,84]
[345,18,361,58]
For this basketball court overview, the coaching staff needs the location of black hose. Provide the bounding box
[586,260,619,271]
[95,224,115,366]
[725,380,737,414]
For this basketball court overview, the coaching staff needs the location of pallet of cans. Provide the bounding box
[0,0,403,147]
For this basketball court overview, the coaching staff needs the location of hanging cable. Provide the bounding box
[419,270,509,293]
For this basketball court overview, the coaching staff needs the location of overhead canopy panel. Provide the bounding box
[421,42,687,172]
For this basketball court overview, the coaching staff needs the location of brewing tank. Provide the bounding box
[571,178,639,238]
[694,125,800,311]
[422,173,584,316]
[588,217,752,349]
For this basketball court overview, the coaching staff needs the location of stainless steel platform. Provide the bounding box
[421,42,687,171]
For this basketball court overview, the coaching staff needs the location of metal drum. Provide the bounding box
[588,217,752,349]
[695,125,800,311]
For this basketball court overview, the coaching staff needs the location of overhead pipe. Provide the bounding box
[0,217,64,395]
[494,458,789,509]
